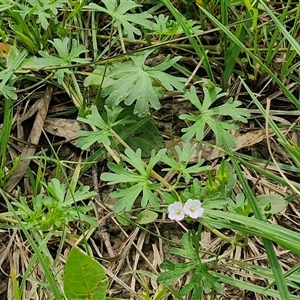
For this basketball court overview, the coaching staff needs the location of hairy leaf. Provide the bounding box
[96,51,185,116]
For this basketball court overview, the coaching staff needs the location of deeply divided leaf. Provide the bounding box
[180,85,250,147]
[85,51,185,116]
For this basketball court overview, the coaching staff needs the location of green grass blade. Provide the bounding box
[264,0,292,64]
[18,232,54,298]
[216,273,300,299]
[281,3,300,77]
[233,154,300,193]
[0,97,13,173]
[259,0,300,57]
[204,209,300,256]
[198,6,300,111]
[222,19,251,88]
[160,0,215,82]
[221,2,252,87]
[0,189,62,299]
[241,79,287,143]
[228,150,291,299]
[0,49,28,91]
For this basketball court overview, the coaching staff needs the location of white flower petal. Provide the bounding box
[168,202,185,221]
[183,199,204,219]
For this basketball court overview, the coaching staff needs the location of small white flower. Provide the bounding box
[183,199,204,219]
[168,202,185,221]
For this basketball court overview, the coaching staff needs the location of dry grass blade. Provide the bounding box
[5,86,53,192]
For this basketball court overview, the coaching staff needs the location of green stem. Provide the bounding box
[0,214,18,224]
[109,129,177,192]
[201,221,246,248]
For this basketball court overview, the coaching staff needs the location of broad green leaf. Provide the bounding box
[256,195,288,215]
[44,178,66,202]
[20,56,59,70]
[114,108,163,157]
[202,194,228,210]
[102,67,160,115]
[141,183,160,208]
[116,213,131,226]
[83,65,115,87]
[163,192,177,205]
[109,179,160,212]
[64,186,97,205]
[0,49,28,100]
[64,247,108,300]
[158,261,198,286]
[136,210,158,224]
[75,130,112,150]
[146,149,167,174]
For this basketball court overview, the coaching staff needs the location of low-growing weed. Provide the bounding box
[0,0,300,299]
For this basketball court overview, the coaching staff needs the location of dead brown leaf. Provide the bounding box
[165,128,288,162]
[5,86,53,192]
[44,118,82,144]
